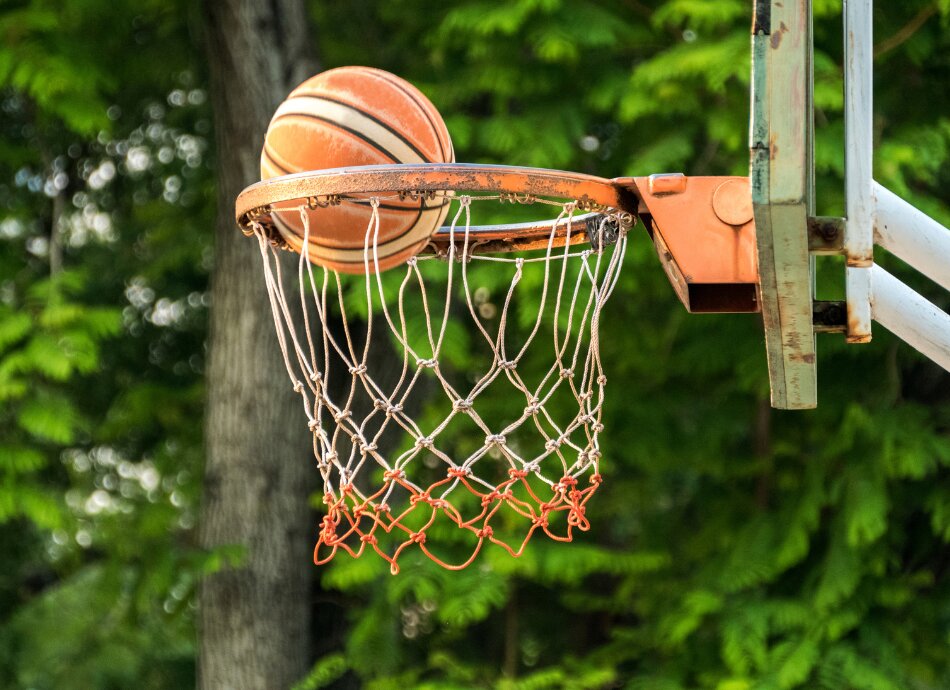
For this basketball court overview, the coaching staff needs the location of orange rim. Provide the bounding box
[236,163,640,250]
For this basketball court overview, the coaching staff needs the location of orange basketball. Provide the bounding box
[261,66,454,274]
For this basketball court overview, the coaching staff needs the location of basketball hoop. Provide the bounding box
[236,163,635,573]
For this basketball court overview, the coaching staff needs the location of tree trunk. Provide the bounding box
[199,1,318,688]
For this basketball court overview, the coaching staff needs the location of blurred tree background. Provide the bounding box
[1,1,949,689]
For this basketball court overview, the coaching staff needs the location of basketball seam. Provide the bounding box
[350,67,452,162]
[275,94,433,163]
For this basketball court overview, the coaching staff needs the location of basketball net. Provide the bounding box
[249,193,628,574]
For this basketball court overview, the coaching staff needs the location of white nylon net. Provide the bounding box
[250,192,628,573]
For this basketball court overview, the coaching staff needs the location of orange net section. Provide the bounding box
[316,468,602,574]
[251,194,628,573]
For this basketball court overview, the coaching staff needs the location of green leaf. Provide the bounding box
[0,445,47,474]
[814,525,863,611]
[0,310,32,351]
[17,394,81,444]
[291,653,348,690]
[843,470,888,547]
[775,637,819,688]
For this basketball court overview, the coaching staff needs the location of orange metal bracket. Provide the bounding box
[620,174,760,313]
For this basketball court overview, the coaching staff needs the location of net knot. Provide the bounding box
[499,360,517,371]
[452,398,474,412]
[383,469,405,481]
[558,477,579,489]
[310,371,322,382]
[375,399,403,416]
[406,256,417,267]
[589,449,602,460]
[348,364,367,375]
[360,534,378,544]
[597,375,608,385]
[333,410,352,423]
[476,526,493,539]
[307,419,319,431]
[307,195,340,209]
[559,368,574,379]
[592,422,605,433]
[447,467,471,478]
[568,506,587,526]
[578,391,592,401]
[410,492,431,506]
[522,461,541,473]
[292,380,304,393]
[359,441,378,455]
[509,468,529,479]
[416,358,437,369]
[481,490,501,506]
[415,436,434,449]
[503,192,536,205]
[485,434,506,446]
[590,473,603,485]
[323,451,338,463]
[410,532,426,544]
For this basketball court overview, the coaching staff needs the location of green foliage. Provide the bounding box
[0,0,209,686]
[306,1,950,689]
[2,0,949,689]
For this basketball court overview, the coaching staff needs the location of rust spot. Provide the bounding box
[801,353,815,364]
[770,21,788,49]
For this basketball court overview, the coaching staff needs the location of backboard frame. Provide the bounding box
[750,0,819,409]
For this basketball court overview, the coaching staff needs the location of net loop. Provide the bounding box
[251,192,627,573]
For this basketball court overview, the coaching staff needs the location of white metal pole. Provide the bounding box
[873,182,950,292]
[870,265,950,371]
[844,0,873,342]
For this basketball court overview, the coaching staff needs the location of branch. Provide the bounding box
[874,4,938,59]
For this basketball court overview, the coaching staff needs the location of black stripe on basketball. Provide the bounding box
[352,67,450,162]
[279,94,433,164]
[270,111,406,165]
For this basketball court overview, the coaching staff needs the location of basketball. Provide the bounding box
[261,66,454,273]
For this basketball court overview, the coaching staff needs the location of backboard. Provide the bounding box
[747,0,949,410]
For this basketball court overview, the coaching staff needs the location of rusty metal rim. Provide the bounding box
[235,163,640,242]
